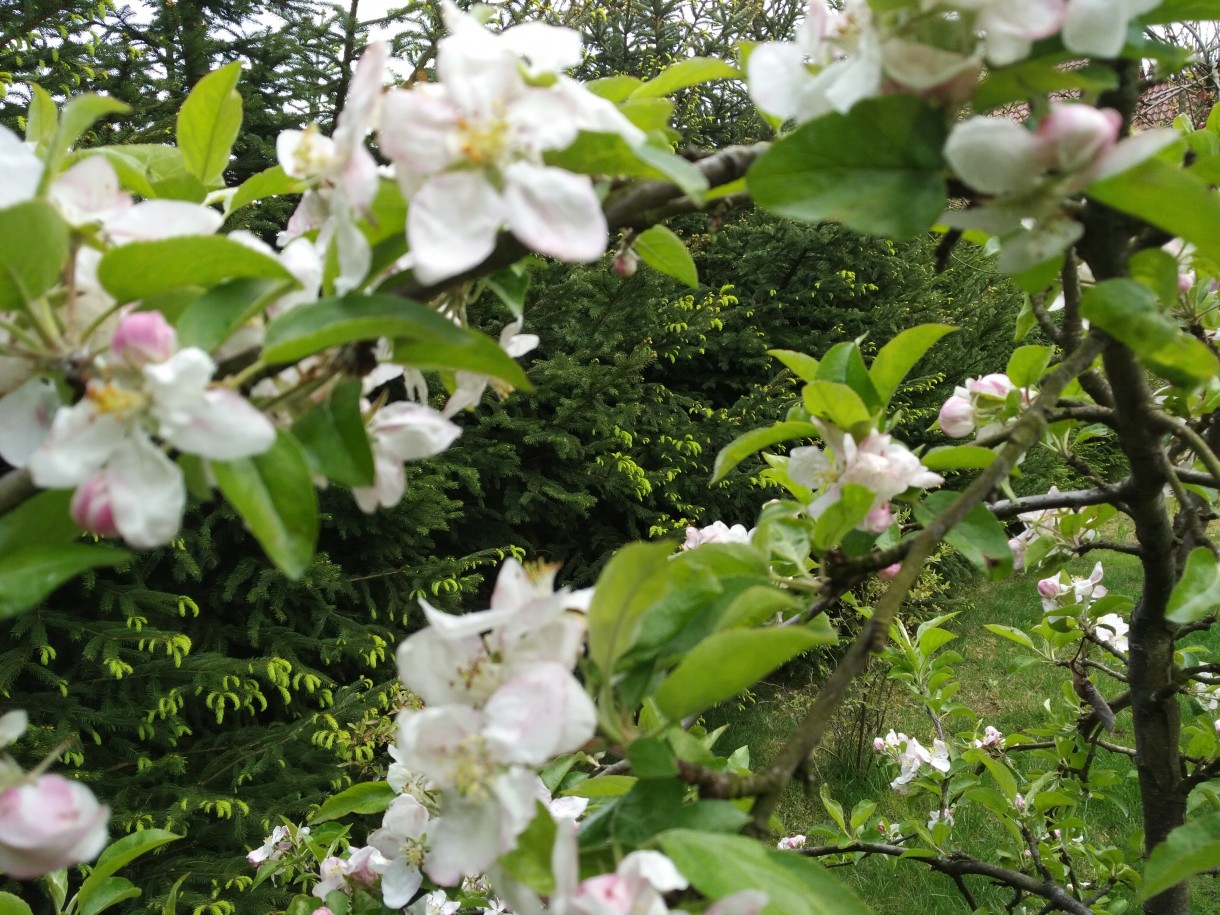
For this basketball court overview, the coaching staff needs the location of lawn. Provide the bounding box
[705,551,1220,914]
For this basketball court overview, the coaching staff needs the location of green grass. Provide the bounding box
[705,552,1220,914]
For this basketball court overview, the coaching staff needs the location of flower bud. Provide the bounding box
[862,503,895,534]
[1037,576,1062,601]
[1036,104,1121,175]
[873,737,886,752]
[614,249,639,278]
[938,395,975,438]
[1179,271,1195,294]
[110,311,177,367]
[70,475,120,539]
[1008,536,1027,572]
[878,562,901,581]
[0,774,108,879]
[965,373,1015,398]
[1015,793,1026,810]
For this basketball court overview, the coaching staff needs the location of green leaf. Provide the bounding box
[0,489,80,555]
[587,75,642,101]
[618,97,676,132]
[75,830,179,911]
[869,324,956,406]
[177,61,243,186]
[99,236,293,304]
[44,94,129,179]
[0,892,34,915]
[309,781,397,824]
[973,57,1118,112]
[653,626,835,720]
[748,95,947,239]
[803,381,871,430]
[1141,809,1220,900]
[485,264,530,319]
[769,349,819,382]
[587,541,675,675]
[1167,547,1220,624]
[561,775,637,797]
[631,58,740,98]
[613,779,748,846]
[712,421,820,482]
[1006,344,1053,388]
[813,484,874,550]
[983,624,1036,649]
[628,737,679,779]
[212,431,319,580]
[1087,156,1220,269]
[0,200,70,311]
[498,802,558,894]
[1080,278,1218,387]
[1140,0,1220,24]
[660,830,873,915]
[634,225,698,288]
[292,380,375,488]
[1129,247,1183,309]
[227,164,307,214]
[175,277,288,352]
[921,445,998,472]
[817,342,879,410]
[79,877,140,915]
[0,545,131,620]
[915,493,1013,580]
[25,85,57,150]
[263,295,530,389]
[90,145,193,200]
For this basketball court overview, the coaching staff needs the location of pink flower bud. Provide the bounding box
[873,737,886,752]
[862,503,895,534]
[70,475,120,539]
[111,311,177,367]
[1037,576,1062,601]
[965,373,1016,399]
[1008,537,1026,572]
[1179,272,1195,294]
[614,249,639,278]
[0,774,108,878]
[1036,104,1121,174]
[312,909,334,915]
[1015,793,1026,810]
[878,562,902,581]
[938,395,975,438]
[1214,719,1220,735]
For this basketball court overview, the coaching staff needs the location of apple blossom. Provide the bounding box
[0,126,42,210]
[974,725,1004,749]
[1061,0,1161,58]
[927,807,955,830]
[412,890,461,915]
[0,376,60,468]
[777,834,807,850]
[368,794,432,907]
[0,774,108,879]
[682,520,753,550]
[1094,613,1129,654]
[938,394,975,438]
[442,320,540,417]
[352,401,462,513]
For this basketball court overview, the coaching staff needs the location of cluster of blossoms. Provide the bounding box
[943,102,1175,272]
[747,0,1161,128]
[0,710,108,880]
[681,520,753,550]
[973,725,1005,750]
[789,424,944,534]
[1006,489,1100,572]
[0,311,275,547]
[873,729,951,794]
[281,1,642,291]
[938,373,1028,440]
[1037,561,1107,615]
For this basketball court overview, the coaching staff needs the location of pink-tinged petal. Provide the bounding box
[0,376,60,468]
[944,117,1047,197]
[408,171,506,285]
[50,157,132,226]
[352,445,406,513]
[938,395,975,438]
[70,474,120,538]
[747,41,810,122]
[0,126,42,210]
[161,389,275,460]
[503,163,607,263]
[1086,128,1178,184]
[111,311,177,367]
[29,400,126,488]
[329,211,372,295]
[105,200,223,243]
[339,146,380,215]
[334,41,389,156]
[0,774,108,879]
[380,87,461,193]
[483,664,596,764]
[395,705,484,787]
[105,434,186,548]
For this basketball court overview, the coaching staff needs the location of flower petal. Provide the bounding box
[105,434,186,548]
[502,163,607,263]
[407,171,505,285]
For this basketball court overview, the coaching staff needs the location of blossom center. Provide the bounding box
[86,381,146,418]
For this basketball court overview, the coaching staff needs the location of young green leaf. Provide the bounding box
[308,781,397,824]
[634,225,698,288]
[629,57,740,98]
[1141,810,1220,901]
[586,541,675,675]
[868,324,956,406]
[0,200,70,311]
[712,421,820,482]
[98,236,293,304]
[177,61,244,186]
[1167,547,1220,624]
[292,380,376,488]
[0,545,131,621]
